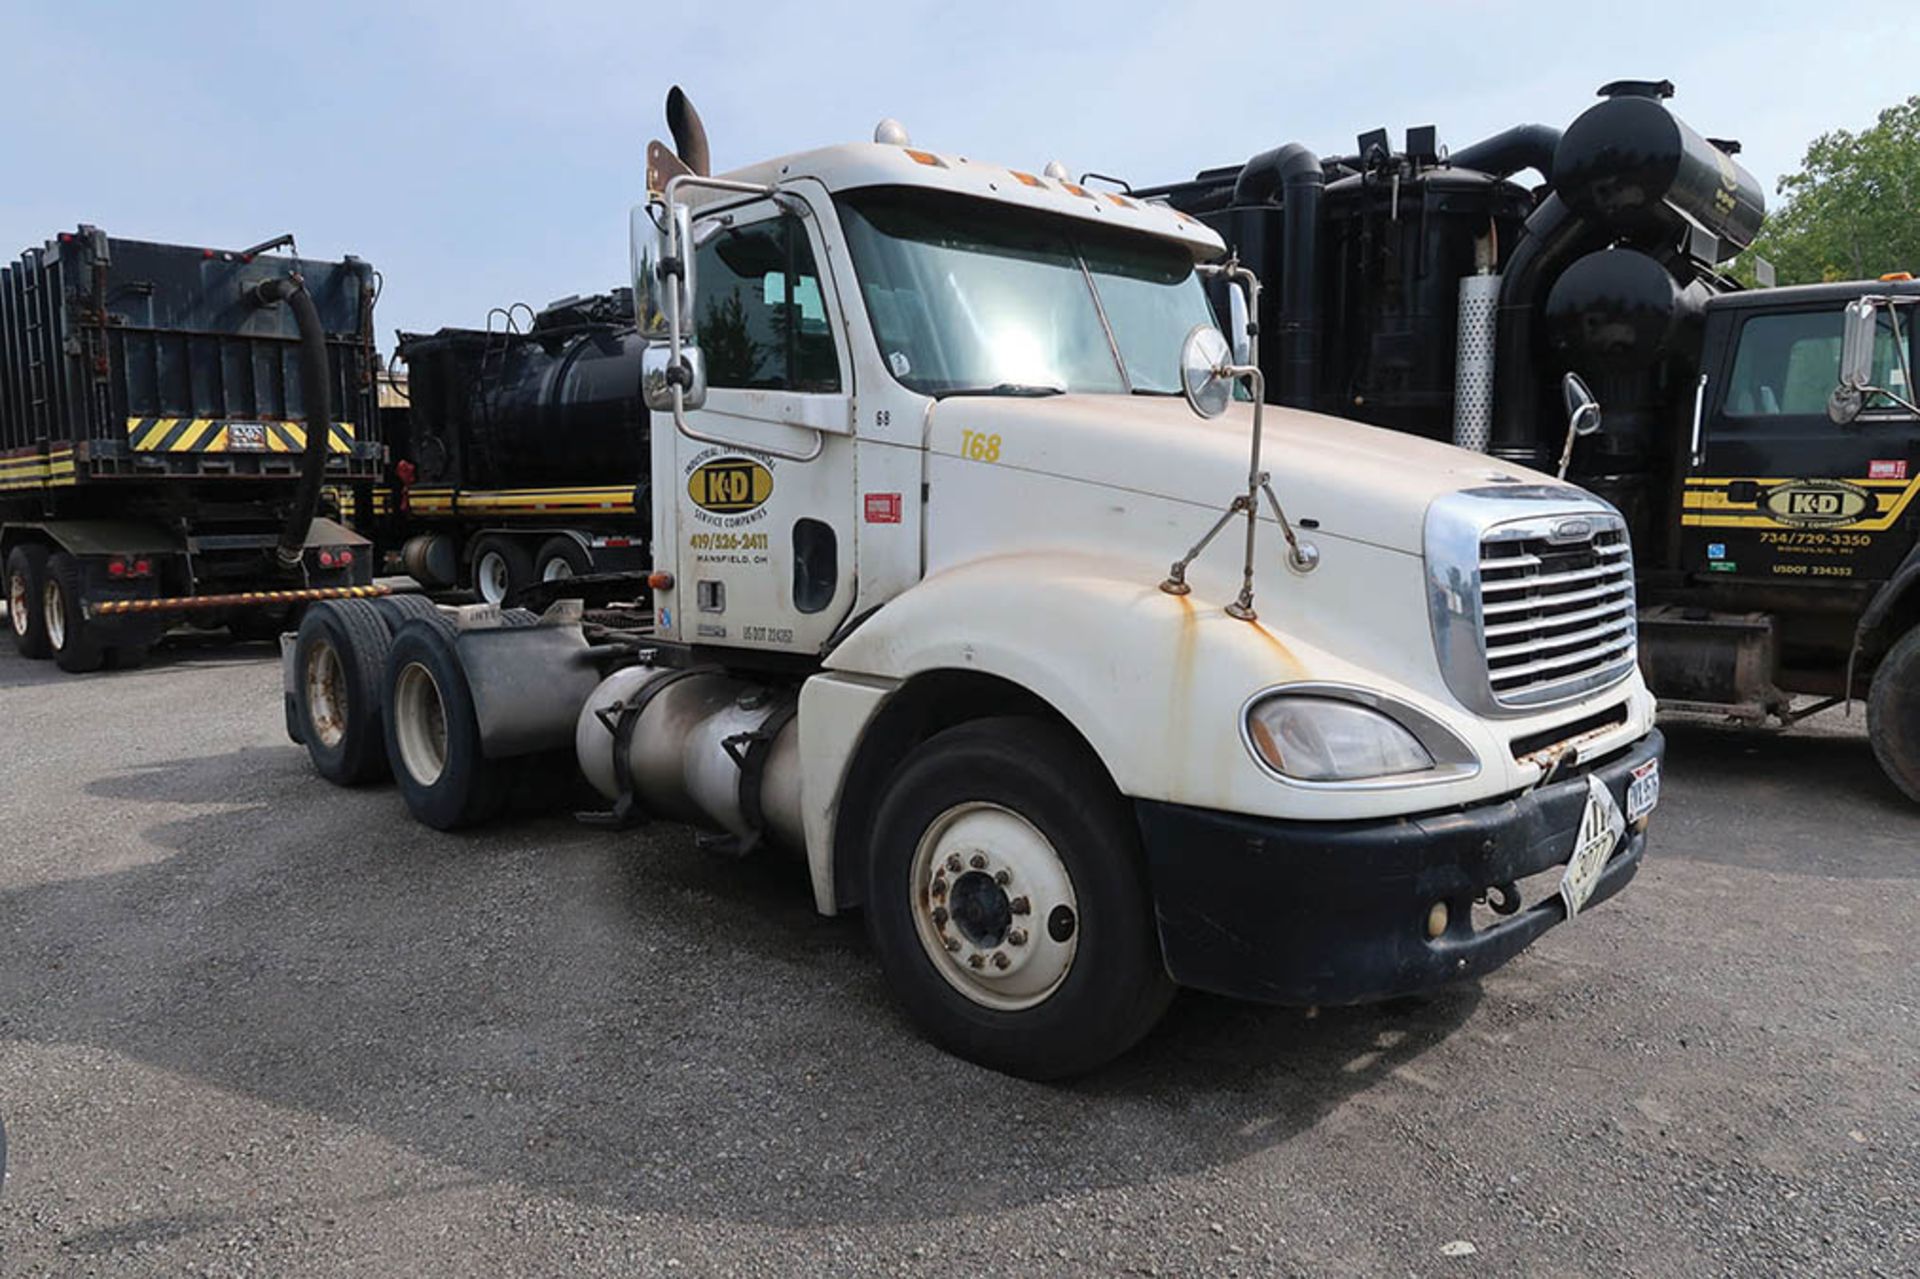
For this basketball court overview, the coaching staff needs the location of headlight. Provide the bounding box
[1244,696,1435,782]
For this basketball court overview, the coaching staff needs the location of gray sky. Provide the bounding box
[4,1,1915,344]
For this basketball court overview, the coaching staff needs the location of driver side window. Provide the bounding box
[1726,309,1911,418]
[693,214,841,393]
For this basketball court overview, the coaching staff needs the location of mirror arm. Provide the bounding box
[659,174,827,463]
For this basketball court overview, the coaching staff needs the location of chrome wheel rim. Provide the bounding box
[541,556,575,582]
[8,569,26,636]
[43,579,66,650]
[393,661,449,785]
[475,551,510,605]
[303,640,348,750]
[908,801,1078,1011]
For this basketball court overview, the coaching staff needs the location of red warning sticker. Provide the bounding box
[864,492,902,524]
[1869,459,1907,481]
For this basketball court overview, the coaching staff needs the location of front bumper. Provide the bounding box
[1136,729,1663,1005]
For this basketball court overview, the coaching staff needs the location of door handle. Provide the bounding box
[1689,373,1708,468]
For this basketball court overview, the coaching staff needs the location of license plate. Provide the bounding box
[1626,759,1661,822]
[226,423,268,451]
[1560,774,1625,918]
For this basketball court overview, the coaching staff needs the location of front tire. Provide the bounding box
[864,717,1173,1079]
[7,544,50,659]
[1868,626,1920,804]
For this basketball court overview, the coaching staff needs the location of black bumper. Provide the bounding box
[1136,729,1663,1006]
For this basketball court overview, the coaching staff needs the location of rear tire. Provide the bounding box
[292,599,393,786]
[1867,626,1920,804]
[383,618,505,830]
[7,544,50,659]
[470,535,532,607]
[44,553,105,674]
[535,536,591,583]
[864,717,1174,1080]
[369,593,441,632]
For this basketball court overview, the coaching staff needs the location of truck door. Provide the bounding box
[661,195,857,655]
[1683,302,1920,587]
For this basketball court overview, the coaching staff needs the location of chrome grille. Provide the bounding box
[1477,518,1636,708]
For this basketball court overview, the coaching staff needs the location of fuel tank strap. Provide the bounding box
[576,664,716,830]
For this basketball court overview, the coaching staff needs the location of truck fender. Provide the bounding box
[1849,542,1920,692]
[823,552,1314,813]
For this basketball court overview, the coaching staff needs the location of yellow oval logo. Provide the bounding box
[1761,479,1873,529]
[687,457,774,515]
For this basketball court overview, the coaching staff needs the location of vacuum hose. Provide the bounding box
[248,276,334,572]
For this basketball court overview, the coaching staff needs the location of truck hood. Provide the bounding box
[928,394,1553,553]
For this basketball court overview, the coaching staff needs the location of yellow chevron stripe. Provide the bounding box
[123,417,359,453]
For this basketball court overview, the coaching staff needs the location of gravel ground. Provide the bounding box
[0,636,1915,1276]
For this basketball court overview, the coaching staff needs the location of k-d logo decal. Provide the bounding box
[1761,478,1873,529]
[687,457,774,516]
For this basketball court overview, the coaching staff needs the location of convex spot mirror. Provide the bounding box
[642,344,707,412]
[1181,325,1234,420]
[1562,371,1603,437]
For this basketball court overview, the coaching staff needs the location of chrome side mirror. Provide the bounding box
[1839,298,1879,391]
[1831,298,1880,424]
[1227,282,1252,368]
[1180,325,1235,419]
[642,343,706,412]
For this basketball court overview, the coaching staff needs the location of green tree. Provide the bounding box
[1737,95,1920,285]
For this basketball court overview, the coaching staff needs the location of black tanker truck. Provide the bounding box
[1144,80,1920,800]
[364,289,653,606]
[1,227,383,671]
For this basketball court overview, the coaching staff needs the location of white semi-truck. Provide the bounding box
[283,93,1664,1077]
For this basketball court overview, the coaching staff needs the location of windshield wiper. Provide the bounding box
[937,382,1066,398]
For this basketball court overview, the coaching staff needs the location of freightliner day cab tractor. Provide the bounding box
[2,229,383,671]
[282,91,1664,1077]
[1143,80,1920,800]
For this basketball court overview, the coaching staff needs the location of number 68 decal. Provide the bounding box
[961,430,1002,462]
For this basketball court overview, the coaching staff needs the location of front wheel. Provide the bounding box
[1868,626,1920,804]
[864,717,1173,1079]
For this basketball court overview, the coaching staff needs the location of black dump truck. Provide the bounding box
[368,289,652,605]
[1,227,384,671]
[1145,80,1920,800]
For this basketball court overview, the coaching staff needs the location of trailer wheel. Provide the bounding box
[6,544,50,659]
[1868,626,1920,804]
[864,717,1173,1080]
[535,537,591,583]
[292,600,393,786]
[471,536,532,607]
[383,619,505,830]
[43,553,106,674]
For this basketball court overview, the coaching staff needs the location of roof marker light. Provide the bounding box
[905,149,947,168]
[1060,181,1090,198]
[1009,170,1046,188]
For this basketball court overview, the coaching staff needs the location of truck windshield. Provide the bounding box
[836,187,1218,397]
